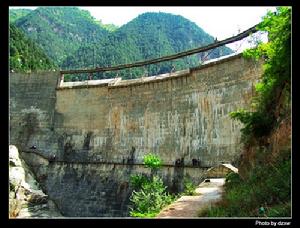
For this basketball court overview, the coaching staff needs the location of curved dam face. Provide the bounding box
[9,53,263,217]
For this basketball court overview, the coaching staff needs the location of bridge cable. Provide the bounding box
[60,23,259,75]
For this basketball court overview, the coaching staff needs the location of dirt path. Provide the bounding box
[156,178,225,218]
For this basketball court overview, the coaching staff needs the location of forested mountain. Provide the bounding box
[9,9,32,23]
[14,7,109,65]
[62,12,232,80]
[10,8,232,79]
[9,24,56,72]
[97,20,119,32]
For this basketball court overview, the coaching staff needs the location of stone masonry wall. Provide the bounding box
[9,71,60,155]
[54,54,262,167]
[20,151,208,217]
[9,54,263,216]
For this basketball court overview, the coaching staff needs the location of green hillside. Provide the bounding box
[9,24,56,73]
[62,12,232,80]
[14,7,109,65]
[9,8,32,23]
[11,8,232,80]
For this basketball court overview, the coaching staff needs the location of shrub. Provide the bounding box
[225,172,242,189]
[230,7,291,143]
[129,154,177,217]
[229,109,274,142]
[129,176,175,217]
[267,201,291,217]
[202,7,291,218]
[182,178,198,196]
[130,211,157,218]
[143,153,162,170]
[130,174,148,189]
[199,149,291,217]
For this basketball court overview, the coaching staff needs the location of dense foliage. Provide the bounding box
[129,154,176,217]
[182,178,198,196]
[9,24,56,72]
[97,19,119,32]
[9,9,32,23]
[10,8,232,80]
[130,176,175,217]
[143,153,162,170]
[62,12,232,80]
[14,7,109,65]
[199,150,291,217]
[230,7,291,142]
[200,7,291,217]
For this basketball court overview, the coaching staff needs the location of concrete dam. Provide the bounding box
[9,53,263,217]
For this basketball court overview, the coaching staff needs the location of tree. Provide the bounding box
[9,24,56,72]
[230,7,291,142]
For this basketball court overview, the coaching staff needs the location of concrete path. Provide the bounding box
[156,178,225,218]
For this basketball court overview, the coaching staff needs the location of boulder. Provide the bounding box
[9,145,22,167]
[9,145,62,218]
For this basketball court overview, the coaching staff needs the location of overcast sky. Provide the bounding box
[10,6,276,51]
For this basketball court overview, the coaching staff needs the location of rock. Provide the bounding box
[9,145,63,218]
[9,167,25,187]
[26,189,48,204]
[9,198,22,218]
[9,145,22,167]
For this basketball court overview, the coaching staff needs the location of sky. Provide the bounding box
[10,6,276,51]
[81,6,276,51]
[80,7,275,39]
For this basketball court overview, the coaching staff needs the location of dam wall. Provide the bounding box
[9,53,263,216]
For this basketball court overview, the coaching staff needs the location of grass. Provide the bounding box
[198,149,291,217]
